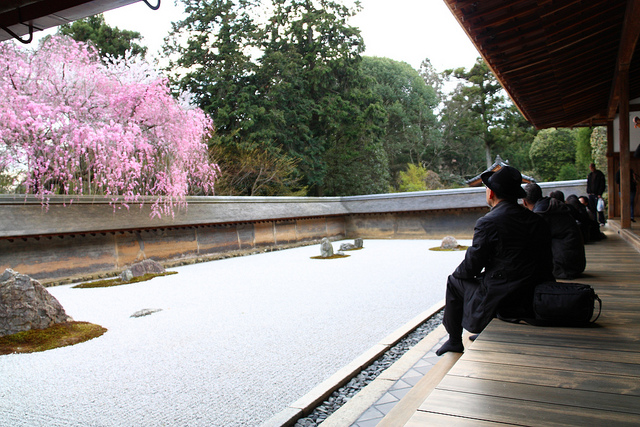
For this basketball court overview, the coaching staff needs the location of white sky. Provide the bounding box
[98,0,480,73]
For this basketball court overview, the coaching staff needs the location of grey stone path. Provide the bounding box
[349,335,448,426]
[0,240,468,427]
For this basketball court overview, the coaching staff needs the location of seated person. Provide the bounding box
[549,190,565,202]
[567,194,604,242]
[436,166,554,356]
[523,184,586,279]
[578,195,596,222]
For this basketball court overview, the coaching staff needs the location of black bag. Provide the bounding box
[532,282,602,326]
[498,282,602,326]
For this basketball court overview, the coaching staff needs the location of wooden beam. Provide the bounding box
[607,0,640,118]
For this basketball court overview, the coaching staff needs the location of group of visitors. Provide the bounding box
[435,165,607,356]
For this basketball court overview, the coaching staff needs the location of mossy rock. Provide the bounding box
[73,271,177,289]
[0,321,107,355]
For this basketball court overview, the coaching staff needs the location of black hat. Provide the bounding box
[481,166,526,199]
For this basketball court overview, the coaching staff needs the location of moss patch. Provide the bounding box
[72,271,178,289]
[429,246,469,251]
[0,321,107,355]
[310,254,351,259]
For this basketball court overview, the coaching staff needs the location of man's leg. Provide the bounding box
[436,275,467,356]
[588,194,598,221]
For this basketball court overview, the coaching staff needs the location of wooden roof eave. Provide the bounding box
[443,0,535,127]
[607,0,640,119]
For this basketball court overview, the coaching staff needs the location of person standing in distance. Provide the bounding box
[436,166,554,356]
[586,163,606,225]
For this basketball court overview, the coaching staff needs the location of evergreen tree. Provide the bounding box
[360,57,440,189]
[529,128,578,182]
[438,82,486,185]
[444,58,506,168]
[165,0,389,195]
[59,14,147,58]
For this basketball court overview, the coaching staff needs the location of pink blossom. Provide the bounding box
[0,36,219,217]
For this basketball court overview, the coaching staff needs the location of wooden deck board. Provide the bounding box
[468,340,640,364]
[408,231,640,425]
[418,389,640,426]
[436,376,640,414]
[447,360,640,396]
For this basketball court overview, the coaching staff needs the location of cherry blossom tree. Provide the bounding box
[0,36,219,217]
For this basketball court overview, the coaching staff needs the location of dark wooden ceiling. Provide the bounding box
[0,0,140,43]
[444,0,640,129]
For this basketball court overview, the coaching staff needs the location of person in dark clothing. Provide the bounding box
[586,163,606,224]
[578,195,596,221]
[567,194,605,242]
[549,190,565,202]
[436,166,554,356]
[523,184,586,279]
[615,168,637,222]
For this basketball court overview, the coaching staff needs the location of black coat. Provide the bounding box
[533,197,586,279]
[587,169,606,196]
[453,201,554,332]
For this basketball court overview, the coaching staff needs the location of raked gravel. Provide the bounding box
[0,239,468,427]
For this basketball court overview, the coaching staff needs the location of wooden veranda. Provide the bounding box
[371,226,640,426]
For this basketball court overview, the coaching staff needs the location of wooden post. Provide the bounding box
[607,122,615,221]
[620,68,631,228]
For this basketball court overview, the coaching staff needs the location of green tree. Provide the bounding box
[491,104,538,174]
[529,128,578,181]
[398,163,427,192]
[398,163,443,192]
[165,0,260,142]
[591,126,608,176]
[209,137,303,196]
[438,81,486,184]
[360,57,440,189]
[166,0,389,196]
[444,58,506,168]
[58,14,147,58]
[575,127,593,177]
[419,58,444,107]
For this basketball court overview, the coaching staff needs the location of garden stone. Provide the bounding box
[120,269,134,282]
[339,243,356,251]
[127,259,165,279]
[440,236,459,249]
[320,238,334,258]
[0,269,72,338]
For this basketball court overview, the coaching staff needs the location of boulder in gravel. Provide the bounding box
[320,238,334,258]
[0,269,72,338]
[440,236,460,249]
[120,259,165,281]
[339,238,364,251]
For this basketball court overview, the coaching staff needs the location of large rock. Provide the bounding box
[440,236,460,249]
[320,238,334,258]
[0,269,72,338]
[121,259,165,281]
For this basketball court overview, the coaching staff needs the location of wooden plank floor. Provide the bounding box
[406,231,640,426]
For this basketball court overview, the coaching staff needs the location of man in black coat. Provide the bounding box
[436,166,554,356]
[586,163,606,225]
[523,184,586,279]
